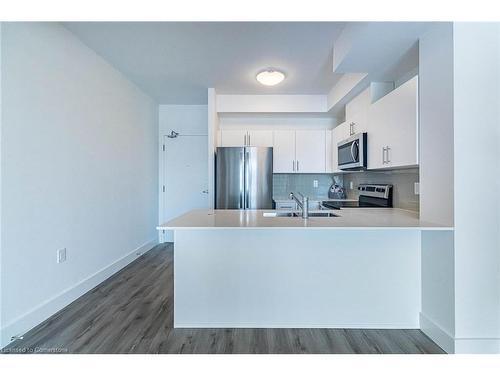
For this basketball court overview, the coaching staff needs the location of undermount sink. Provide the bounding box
[307,212,339,217]
[265,212,339,218]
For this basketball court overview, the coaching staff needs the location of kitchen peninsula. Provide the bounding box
[158,208,451,329]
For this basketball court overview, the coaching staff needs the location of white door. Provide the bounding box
[163,135,208,241]
[273,130,296,173]
[295,130,326,173]
[248,130,273,147]
[220,129,247,146]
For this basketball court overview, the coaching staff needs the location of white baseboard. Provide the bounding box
[419,313,454,353]
[454,338,500,354]
[174,322,420,329]
[420,313,500,354]
[0,238,158,349]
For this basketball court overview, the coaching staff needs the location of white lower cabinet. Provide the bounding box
[275,201,297,211]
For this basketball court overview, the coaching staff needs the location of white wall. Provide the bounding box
[158,105,208,241]
[0,23,158,347]
[419,23,454,227]
[452,22,500,353]
[419,22,500,354]
[418,23,456,353]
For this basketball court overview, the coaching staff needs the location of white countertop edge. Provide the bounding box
[156,225,454,231]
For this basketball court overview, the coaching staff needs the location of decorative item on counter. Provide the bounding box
[328,183,346,199]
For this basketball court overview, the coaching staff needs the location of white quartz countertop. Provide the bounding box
[157,209,453,231]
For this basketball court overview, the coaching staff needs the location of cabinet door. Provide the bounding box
[332,126,342,172]
[325,129,333,173]
[295,130,326,173]
[368,76,418,169]
[346,87,370,136]
[367,99,390,169]
[334,122,351,143]
[248,130,273,147]
[385,76,418,168]
[273,130,296,173]
[220,130,247,147]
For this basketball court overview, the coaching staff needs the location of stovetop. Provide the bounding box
[322,184,393,209]
[322,200,383,209]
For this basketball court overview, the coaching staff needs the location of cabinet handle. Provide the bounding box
[386,146,391,163]
[297,160,299,171]
[292,160,295,172]
[382,147,386,164]
[247,132,251,146]
[244,134,247,146]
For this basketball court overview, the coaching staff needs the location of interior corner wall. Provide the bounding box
[418,22,456,353]
[452,22,500,353]
[0,23,159,347]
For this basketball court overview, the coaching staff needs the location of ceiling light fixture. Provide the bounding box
[256,69,285,86]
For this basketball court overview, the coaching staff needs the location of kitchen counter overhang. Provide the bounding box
[157,208,453,231]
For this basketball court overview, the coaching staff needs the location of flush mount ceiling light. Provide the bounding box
[256,69,285,86]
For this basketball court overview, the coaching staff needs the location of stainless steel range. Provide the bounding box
[322,184,393,209]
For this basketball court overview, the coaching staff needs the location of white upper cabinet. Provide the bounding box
[325,129,333,173]
[247,130,273,147]
[368,76,419,170]
[345,87,370,136]
[295,130,326,173]
[273,130,296,173]
[220,129,273,147]
[332,126,343,172]
[220,129,247,146]
[334,121,351,143]
[273,130,326,173]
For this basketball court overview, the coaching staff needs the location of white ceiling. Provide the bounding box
[63,22,346,104]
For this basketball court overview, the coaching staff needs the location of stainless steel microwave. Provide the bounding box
[337,132,367,170]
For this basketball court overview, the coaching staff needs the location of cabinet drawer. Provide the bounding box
[276,202,297,211]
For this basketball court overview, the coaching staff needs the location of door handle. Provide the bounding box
[350,141,358,162]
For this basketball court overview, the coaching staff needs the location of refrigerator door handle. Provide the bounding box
[239,150,245,208]
[244,149,250,209]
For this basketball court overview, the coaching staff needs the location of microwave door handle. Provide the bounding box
[350,141,357,161]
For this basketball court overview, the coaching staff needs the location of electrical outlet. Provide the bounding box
[313,180,318,188]
[57,248,67,263]
[414,182,420,195]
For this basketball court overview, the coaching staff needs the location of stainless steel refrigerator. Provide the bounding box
[215,147,273,209]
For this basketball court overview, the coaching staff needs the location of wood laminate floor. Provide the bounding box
[3,243,445,354]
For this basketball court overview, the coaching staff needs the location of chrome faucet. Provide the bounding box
[290,192,309,219]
